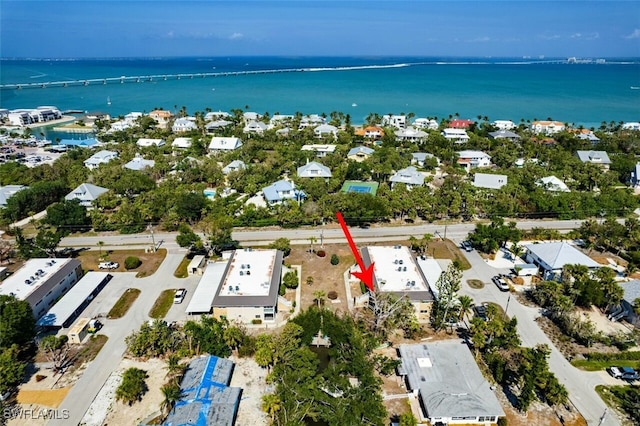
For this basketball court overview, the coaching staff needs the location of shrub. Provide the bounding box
[330,254,340,265]
[306,276,314,286]
[279,283,286,296]
[327,291,338,300]
[316,250,326,257]
[283,270,299,289]
[360,281,367,295]
[124,256,142,270]
[35,374,46,382]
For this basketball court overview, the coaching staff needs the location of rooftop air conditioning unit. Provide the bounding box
[246,270,250,275]
[240,271,244,276]
[241,264,245,269]
[228,285,233,292]
[235,285,240,292]
[247,264,251,269]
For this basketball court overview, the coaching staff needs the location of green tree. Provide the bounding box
[283,270,299,289]
[160,382,182,417]
[0,294,36,349]
[115,367,149,406]
[433,263,463,330]
[0,345,26,395]
[45,199,91,235]
[398,412,418,426]
[268,237,291,257]
[39,335,70,373]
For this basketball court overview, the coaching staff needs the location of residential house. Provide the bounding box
[136,138,165,148]
[297,161,332,178]
[489,130,521,141]
[269,114,294,128]
[242,112,261,122]
[0,185,27,207]
[457,150,491,169]
[262,180,305,205]
[449,118,474,129]
[537,176,570,192]
[473,173,507,189]
[171,137,192,150]
[124,154,155,171]
[148,110,173,128]
[515,158,539,168]
[619,281,640,328]
[299,114,325,129]
[395,127,428,143]
[631,162,640,187]
[347,146,374,162]
[524,241,600,281]
[314,124,338,139]
[411,152,438,168]
[222,160,246,175]
[531,120,565,134]
[576,150,611,170]
[622,122,640,131]
[355,126,384,139]
[172,117,197,133]
[205,120,232,133]
[204,111,231,121]
[389,166,425,189]
[65,183,109,208]
[164,355,241,426]
[209,137,243,153]
[492,120,516,130]
[84,150,118,170]
[397,341,505,425]
[382,114,406,129]
[412,118,439,130]
[243,120,268,135]
[575,129,600,144]
[441,128,470,143]
[301,144,336,158]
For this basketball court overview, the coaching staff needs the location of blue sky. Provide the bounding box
[1,1,639,58]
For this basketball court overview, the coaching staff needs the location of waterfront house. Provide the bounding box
[576,150,611,170]
[262,180,305,205]
[441,128,470,143]
[301,144,336,158]
[222,160,246,175]
[389,166,425,189]
[489,129,521,141]
[297,161,332,178]
[136,138,165,148]
[411,152,438,168]
[299,114,326,129]
[60,138,98,148]
[531,120,565,135]
[243,112,261,122]
[172,117,197,133]
[148,110,173,128]
[473,173,507,190]
[622,122,640,131]
[243,120,268,135]
[449,118,474,129]
[492,120,516,130]
[84,150,118,170]
[355,126,385,139]
[124,154,155,171]
[457,150,491,169]
[537,176,570,192]
[314,124,338,139]
[412,118,439,130]
[382,114,406,129]
[269,114,294,128]
[204,111,231,121]
[395,127,428,143]
[209,137,243,153]
[205,120,232,133]
[65,183,108,208]
[347,146,374,162]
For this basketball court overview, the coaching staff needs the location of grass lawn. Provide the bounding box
[107,288,141,319]
[428,239,472,270]
[149,289,176,319]
[74,334,108,365]
[174,256,190,278]
[572,359,640,371]
[77,248,167,277]
[467,279,485,289]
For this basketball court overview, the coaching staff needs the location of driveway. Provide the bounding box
[459,247,620,426]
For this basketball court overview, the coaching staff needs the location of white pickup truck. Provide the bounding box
[98,261,119,269]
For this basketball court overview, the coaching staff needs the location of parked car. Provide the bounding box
[88,319,102,333]
[461,241,473,252]
[473,304,489,321]
[608,366,639,381]
[492,276,510,292]
[174,288,187,304]
[98,261,119,269]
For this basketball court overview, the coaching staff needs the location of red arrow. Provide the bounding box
[336,212,375,291]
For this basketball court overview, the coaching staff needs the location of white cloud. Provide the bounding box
[539,34,561,40]
[469,36,490,43]
[624,29,640,39]
[571,32,599,40]
[229,32,244,40]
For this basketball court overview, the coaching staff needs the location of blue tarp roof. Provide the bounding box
[59,138,98,147]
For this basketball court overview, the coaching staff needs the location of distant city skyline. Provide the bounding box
[1,1,639,58]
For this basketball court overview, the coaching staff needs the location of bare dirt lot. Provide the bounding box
[77,248,167,277]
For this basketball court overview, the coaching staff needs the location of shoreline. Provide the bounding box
[26,115,77,129]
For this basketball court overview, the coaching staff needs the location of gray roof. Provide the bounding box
[577,133,600,142]
[297,161,332,178]
[123,155,155,171]
[620,280,640,304]
[576,150,611,164]
[65,183,109,203]
[0,185,27,207]
[262,180,304,203]
[398,341,504,420]
[525,241,600,270]
[347,146,374,156]
[411,152,434,162]
[473,173,508,189]
[222,160,246,174]
[489,129,521,139]
[389,166,425,186]
[165,356,240,426]
[212,250,283,308]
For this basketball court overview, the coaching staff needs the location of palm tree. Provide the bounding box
[309,236,317,253]
[97,241,104,258]
[261,393,281,422]
[165,354,185,382]
[160,382,182,417]
[223,325,245,354]
[457,295,474,328]
[313,290,326,309]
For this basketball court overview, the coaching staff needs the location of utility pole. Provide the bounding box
[597,408,607,426]
[148,223,156,252]
[505,294,511,316]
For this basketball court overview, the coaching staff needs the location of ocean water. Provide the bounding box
[1,57,639,127]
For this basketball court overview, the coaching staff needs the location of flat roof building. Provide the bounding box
[187,249,283,323]
[398,340,504,425]
[0,258,83,319]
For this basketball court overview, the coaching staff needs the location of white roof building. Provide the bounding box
[537,176,570,192]
[204,111,231,121]
[301,144,336,157]
[172,117,198,133]
[411,152,438,168]
[65,183,109,208]
[531,120,565,135]
[347,146,374,162]
[473,173,507,190]
[243,120,268,135]
[492,120,516,130]
[297,161,332,178]
[222,160,246,175]
[622,122,640,131]
[441,128,470,143]
[395,127,428,142]
[314,124,338,139]
[389,166,425,188]
[124,154,155,171]
[0,185,28,207]
[412,118,439,130]
[576,150,611,168]
[299,114,325,129]
[171,137,192,149]
[209,137,243,152]
[382,114,406,129]
[84,150,118,170]
[525,241,600,280]
[136,138,165,147]
[457,150,491,169]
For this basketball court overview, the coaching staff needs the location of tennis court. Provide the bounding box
[341,181,379,196]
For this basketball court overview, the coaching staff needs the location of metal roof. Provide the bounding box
[525,241,600,270]
[399,341,504,420]
[186,261,229,314]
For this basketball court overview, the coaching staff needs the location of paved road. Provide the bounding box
[48,250,200,426]
[458,245,620,426]
[60,218,587,249]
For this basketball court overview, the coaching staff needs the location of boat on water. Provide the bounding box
[631,86,640,90]
[107,96,111,105]
[352,103,357,107]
